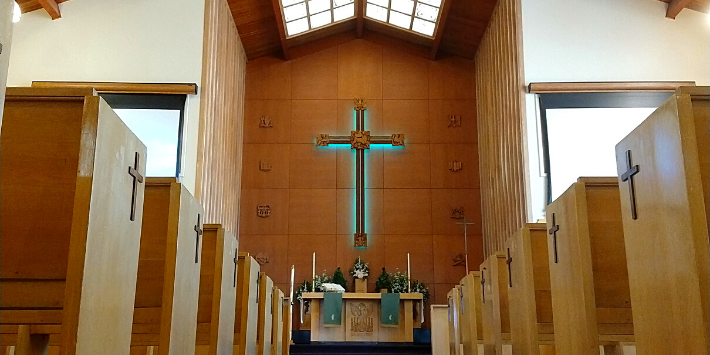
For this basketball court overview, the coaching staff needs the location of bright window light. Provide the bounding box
[366,0,444,37]
[13,2,21,23]
[286,17,310,36]
[311,10,332,28]
[412,18,435,36]
[334,3,355,22]
[366,3,388,22]
[389,11,412,29]
[280,0,357,37]
[391,0,414,15]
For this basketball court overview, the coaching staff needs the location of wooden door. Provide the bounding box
[615,87,710,355]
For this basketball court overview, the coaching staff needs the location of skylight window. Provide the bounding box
[281,0,356,37]
[366,0,442,37]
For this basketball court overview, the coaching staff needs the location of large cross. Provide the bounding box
[620,150,640,220]
[317,99,404,248]
[548,214,560,264]
[128,152,144,221]
[506,248,513,287]
[194,214,203,264]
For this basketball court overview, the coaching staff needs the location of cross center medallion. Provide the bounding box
[316,99,405,248]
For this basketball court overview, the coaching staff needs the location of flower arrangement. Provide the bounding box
[294,280,312,302]
[411,280,430,302]
[349,257,370,279]
[375,268,391,292]
[389,271,409,294]
[313,271,332,292]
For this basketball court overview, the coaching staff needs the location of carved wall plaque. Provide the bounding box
[259,160,272,172]
[451,207,465,219]
[259,116,272,128]
[391,134,405,146]
[453,253,466,266]
[448,115,462,128]
[257,205,271,218]
[350,130,371,149]
[254,252,270,265]
[354,98,367,111]
[316,134,330,146]
[449,160,463,172]
[350,302,374,334]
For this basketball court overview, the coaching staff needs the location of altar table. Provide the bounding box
[302,292,423,343]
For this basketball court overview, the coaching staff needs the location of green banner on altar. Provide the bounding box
[323,292,343,326]
[381,293,400,326]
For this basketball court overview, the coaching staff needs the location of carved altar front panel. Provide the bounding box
[345,300,379,341]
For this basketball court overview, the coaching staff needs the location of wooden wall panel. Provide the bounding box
[196,0,247,235]
[474,0,528,257]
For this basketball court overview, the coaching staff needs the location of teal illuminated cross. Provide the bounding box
[316,99,404,248]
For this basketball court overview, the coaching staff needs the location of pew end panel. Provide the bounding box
[480,253,510,355]
[1,87,147,355]
[459,271,483,355]
[235,254,261,355]
[257,274,275,355]
[615,86,710,354]
[271,288,284,355]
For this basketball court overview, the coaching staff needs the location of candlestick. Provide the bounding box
[407,253,411,292]
[312,252,316,292]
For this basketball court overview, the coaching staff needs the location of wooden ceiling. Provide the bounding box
[17,0,66,19]
[658,0,709,18]
[229,0,498,61]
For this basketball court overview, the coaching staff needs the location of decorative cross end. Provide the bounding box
[354,98,367,111]
[350,130,371,149]
[391,134,405,146]
[354,232,368,248]
[317,134,330,146]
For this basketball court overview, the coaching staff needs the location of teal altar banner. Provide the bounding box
[323,292,343,326]
[381,293,400,326]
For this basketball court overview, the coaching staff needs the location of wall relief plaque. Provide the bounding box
[451,207,465,219]
[257,205,271,218]
[448,114,462,128]
[259,116,272,128]
[259,160,272,172]
[449,160,463,172]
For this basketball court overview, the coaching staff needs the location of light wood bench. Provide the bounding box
[281,297,292,355]
[195,224,238,355]
[271,287,285,355]
[459,271,483,355]
[130,178,204,355]
[480,254,511,355]
[0,88,146,355]
[614,86,710,354]
[506,223,555,355]
[546,177,634,354]
[447,286,463,355]
[234,253,261,355]
[257,273,275,355]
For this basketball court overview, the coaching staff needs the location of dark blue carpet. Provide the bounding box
[290,342,431,355]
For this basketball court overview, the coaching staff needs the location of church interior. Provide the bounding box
[0,0,708,354]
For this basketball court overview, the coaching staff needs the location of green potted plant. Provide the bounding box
[375,267,391,293]
[332,267,347,290]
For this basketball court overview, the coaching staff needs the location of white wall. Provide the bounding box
[519,0,710,221]
[7,0,206,193]
[0,0,14,129]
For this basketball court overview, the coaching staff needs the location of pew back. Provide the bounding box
[235,254,261,355]
[447,287,462,355]
[615,87,710,354]
[271,288,284,355]
[546,178,633,355]
[506,223,554,355]
[282,297,292,355]
[1,88,146,355]
[480,253,510,355]
[459,271,482,355]
[257,274,274,355]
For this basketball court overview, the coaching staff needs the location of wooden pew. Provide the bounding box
[614,86,709,354]
[234,254,261,355]
[271,288,285,355]
[505,223,555,355]
[480,253,510,355]
[130,178,204,355]
[195,224,239,355]
[459,271,483,355]
[431,305,451,355]
[447,286,463,355]
[545,177,634,355]
[281,297,292,355]
[0,87,146,355]
[257,273,275,355]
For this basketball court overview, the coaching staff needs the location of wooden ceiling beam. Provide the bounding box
[270,0,292,60]
[37,0,61,19]
[666,0,694,18]
[429,0,452,60]
[356,0,365,38]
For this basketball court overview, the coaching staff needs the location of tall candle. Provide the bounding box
[312,252,316,292]
[407,253,411,292]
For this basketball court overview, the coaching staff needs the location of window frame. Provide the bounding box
[538,92,672,205]
[100,93,187,178]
